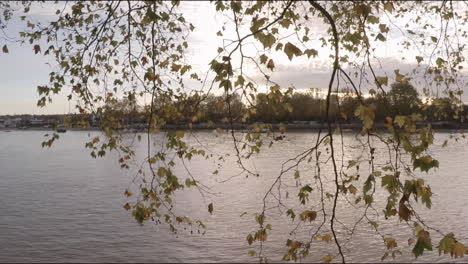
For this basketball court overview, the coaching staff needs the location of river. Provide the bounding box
[0,130,467,262]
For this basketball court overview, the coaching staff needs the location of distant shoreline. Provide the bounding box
[1,121,468,133]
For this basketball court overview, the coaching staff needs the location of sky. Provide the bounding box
[1,1,468,115]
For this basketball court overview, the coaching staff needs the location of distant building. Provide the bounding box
[0,118,22,128]
[29,119,46,127]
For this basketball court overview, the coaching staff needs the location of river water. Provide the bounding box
[0,130,467,262]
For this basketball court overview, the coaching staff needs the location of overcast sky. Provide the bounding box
[1,1,467,115]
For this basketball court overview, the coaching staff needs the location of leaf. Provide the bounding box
[399,202,412,221]
[123,203,131,210]
[304,49,318,58]
[275,43,283,51]
[322,234,332,243]
[2,44,8,53]
[376,76,388,86]
[431,36,438,43]
[286,209,296,220]
[259,54,268,64]
[323,255,333,263]
[394,115,406,127]
[257,33,276,49]
[284,42,302,61]
[394,69,405,82]
[208,203,213,214]
[413,155,439,173]
[416,56,424,63]
[384,2,394,12]
[267,59,275,70]
[235,75,245,87]
[452,242,465,258]
[294,170,300,179]
[247,233,254,245]
[412,230,432,258]
[354,104,375,134]
[436,57,445,67]
[175,130,185,138]
[385,237,398,249]
[375,33,386,41]
[379,24,389,33]
[299,210,317,222]
[438,233,456,256]
[367,15,379,24]
[33,44,41,54]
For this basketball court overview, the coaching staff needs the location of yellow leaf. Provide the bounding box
[175,130,185,138]
[323,255,333,263]
[322,234,332,243]
[452,242,465,258]
[124,189,133,197]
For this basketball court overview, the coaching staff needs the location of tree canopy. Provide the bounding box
[2,1,468,262]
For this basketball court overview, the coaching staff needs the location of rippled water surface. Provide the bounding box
[1,130,468,262]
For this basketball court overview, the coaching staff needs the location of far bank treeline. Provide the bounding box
[97,82,466,127]
[9,82,465,128]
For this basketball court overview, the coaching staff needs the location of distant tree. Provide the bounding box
[387,82,421,117]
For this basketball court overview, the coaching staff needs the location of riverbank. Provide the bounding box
[1,121,468,133]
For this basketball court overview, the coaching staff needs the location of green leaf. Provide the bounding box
[257,33,276,49]
[284,42,302,61]
[294,170,300,179]
[208,203,213,214]
[413,155,439,173]
[247,233,254,245]
[286,209,296,220]
[367,15,379,24]
[2,44,8,53]
[375,33,386,41]
[436,57,445,67]
[438,233,456,256]
[416,56,424,63]
[413,230,432,258]
[384,2,394,12]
